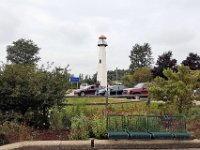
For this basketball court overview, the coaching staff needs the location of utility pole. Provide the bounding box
[116,67,118,95]
[116,67,118,82]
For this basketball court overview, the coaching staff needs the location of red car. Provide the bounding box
[122,83,148,99]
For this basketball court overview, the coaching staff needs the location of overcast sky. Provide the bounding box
[0,0,200,76]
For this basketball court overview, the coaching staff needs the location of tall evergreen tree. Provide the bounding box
[6,38,40,65]
[129,43,154,71]
[182,52,200,70]
[152,51,177,78]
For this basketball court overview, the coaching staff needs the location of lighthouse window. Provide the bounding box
[99,59,102,64]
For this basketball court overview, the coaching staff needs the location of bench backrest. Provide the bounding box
[126,115,147,132]
[107,114,187,133]
[146,116,170,132]
[168,116,187,133]
[107,114,126,132]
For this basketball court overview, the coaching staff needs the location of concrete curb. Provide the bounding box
[94,139,200,149]
[1,139,200,150]
[0,141,91,150]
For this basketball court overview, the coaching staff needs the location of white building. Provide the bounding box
[97,35,107,87]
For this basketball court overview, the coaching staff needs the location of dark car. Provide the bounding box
[74,85,97,96]
[122,83,148,99]
[99,85,126,96]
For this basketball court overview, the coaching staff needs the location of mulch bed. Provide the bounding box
[4,130,70,144]
[33,130,70,140]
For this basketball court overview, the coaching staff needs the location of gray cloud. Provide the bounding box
[149,28,196,46]
[0,8,20,43]
[0,0,200,75]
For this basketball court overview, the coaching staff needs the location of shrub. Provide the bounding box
[69,114,89,140]
[149,65,200,114]
[0,134,8,146]
[0,121,32,143]
[187,107,200,138]
[91,116,106,138]
[49,107,64,130]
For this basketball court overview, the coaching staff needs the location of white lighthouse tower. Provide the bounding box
[97,35,107,87]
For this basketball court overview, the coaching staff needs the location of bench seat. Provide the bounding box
[149,132,174,139]
[108,132,129,140]
[128,132,151,139]
[172,132,190,140]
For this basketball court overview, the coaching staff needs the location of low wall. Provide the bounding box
[1,139,200,150]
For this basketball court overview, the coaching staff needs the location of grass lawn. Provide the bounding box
[65,97,131,104]
[62,97,161,117]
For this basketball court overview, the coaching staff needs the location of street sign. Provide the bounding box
[70,77,80,83]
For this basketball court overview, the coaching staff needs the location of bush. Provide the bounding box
[27,112,50,129]
[49,107,64,130]
[187,106,200,138]
[91,116,106,138]
[69,114,89,140]
[0,121,32,143]
[149,66,200,114]
[0,134,8,146]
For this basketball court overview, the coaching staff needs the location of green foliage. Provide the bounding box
[107,69,128,84]
[0,121,32,143]
[6,39,40,65]
[27,111,47,129]
[49,107,64,130]
[0,134,8,146]
[187,106,200,138]
[152,51,177,78]
[79,73,97,85]
[182,52,200,70]
[69,114,90,140]
[0,64,70,128]
[0,64,40,114]
[91,116,106,138]
[129,43,154,71]
[122,74,133,87]
[149,65,200,114]
[123,67,152,86]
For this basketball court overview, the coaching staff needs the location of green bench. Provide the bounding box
[126,115,151,139]
[146,115,174,139]
[107,114,190,140]
[107,114,129,139]
[168,116,190,140]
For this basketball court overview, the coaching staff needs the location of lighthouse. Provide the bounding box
[97,35,107,87]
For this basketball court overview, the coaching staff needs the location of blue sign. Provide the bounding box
[70,77,80,83]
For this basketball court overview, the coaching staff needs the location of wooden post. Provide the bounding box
[106,84,108,108]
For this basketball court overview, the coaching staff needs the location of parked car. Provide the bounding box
[122,83,148,99]
[80,83,89,89]
[74,85,97,96]
[99,85,126,96]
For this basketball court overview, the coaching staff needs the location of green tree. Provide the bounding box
[0,64,70,128]
[6,39,40,65]
[129,43,154,71]
[152,51,177,79]
[182,52,200,70]
[129,67,152,85]
[149,65,200,114]
[83,73,97,85]
[122,67,152,87]
[122,74,132,87]
[107,69,128,84]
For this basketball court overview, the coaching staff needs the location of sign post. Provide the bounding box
[70,77,80,89]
